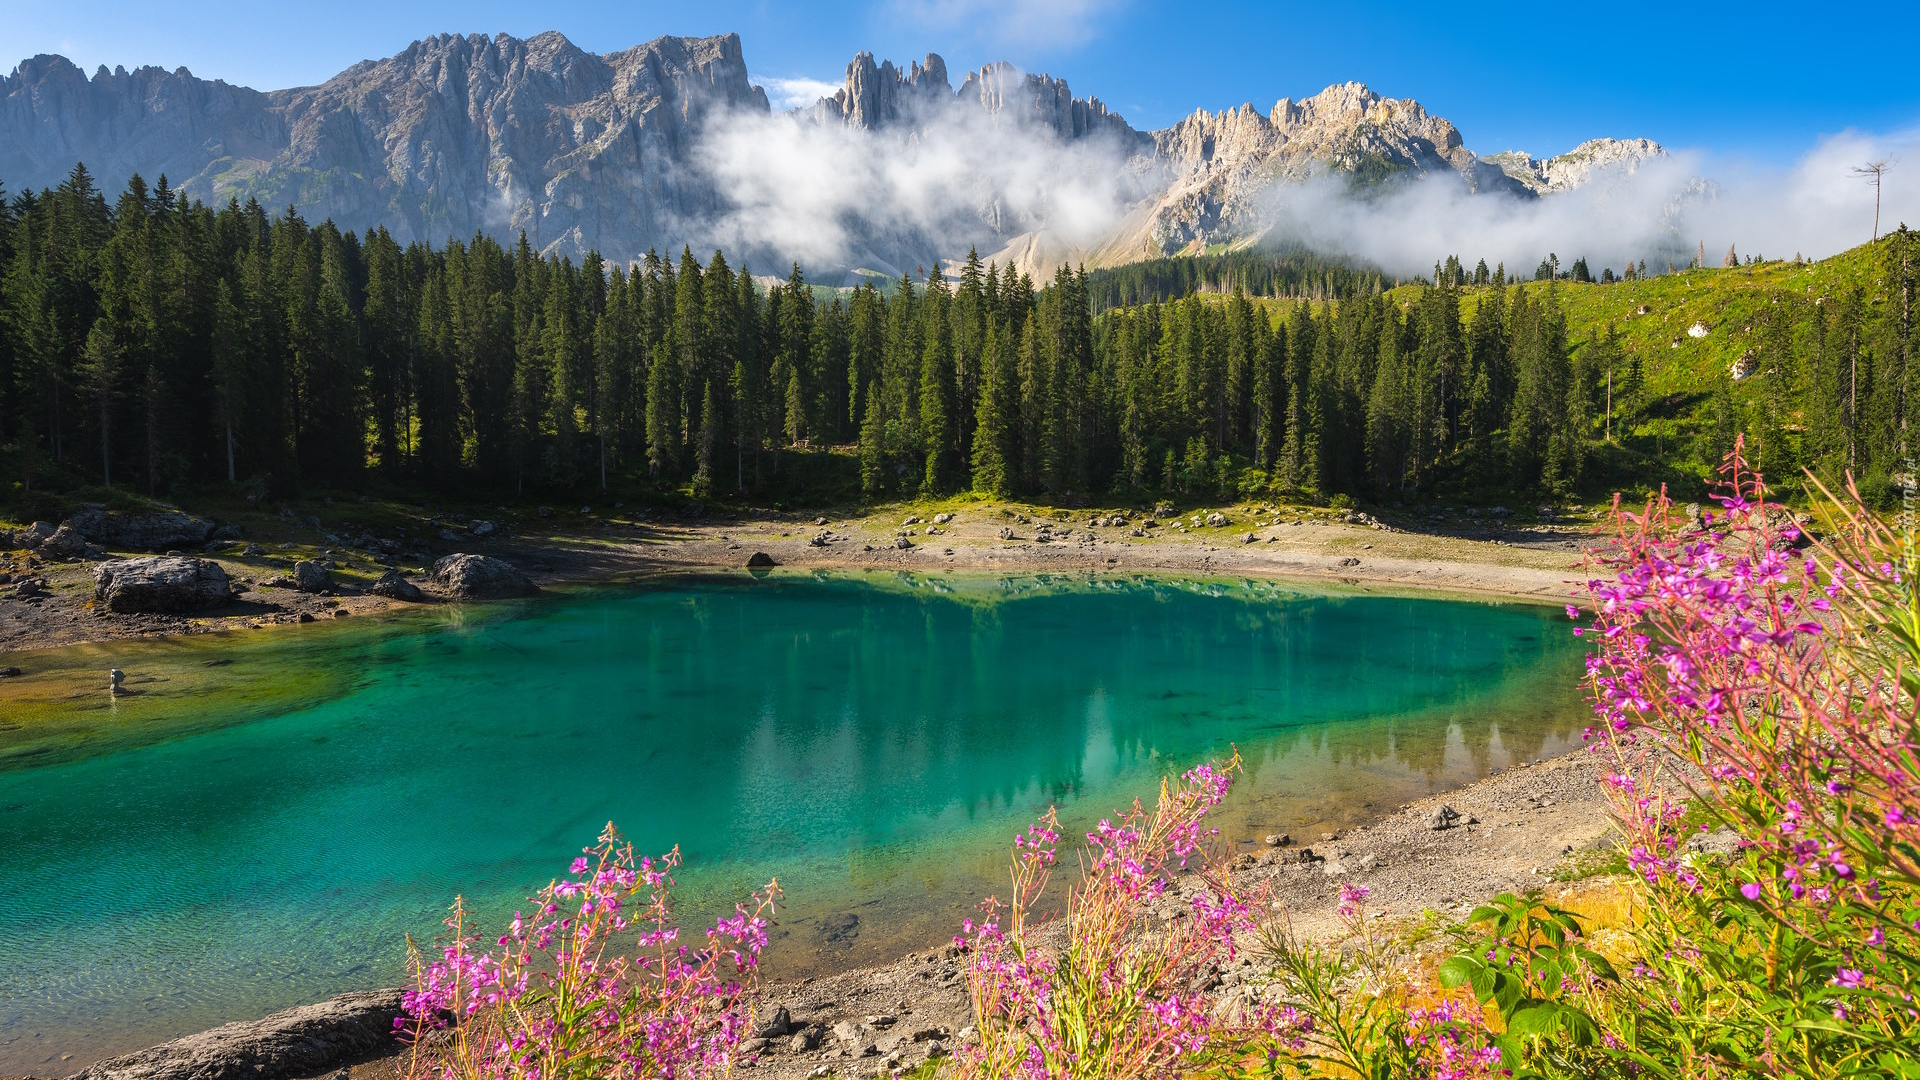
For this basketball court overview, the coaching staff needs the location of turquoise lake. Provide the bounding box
[0,571,1589,1072]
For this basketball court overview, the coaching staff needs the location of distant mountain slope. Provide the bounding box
[0,32,1664,280]
[3,32,767,258]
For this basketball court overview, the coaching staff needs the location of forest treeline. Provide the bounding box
[1,164,1915,509]
[1082,250,1395,311]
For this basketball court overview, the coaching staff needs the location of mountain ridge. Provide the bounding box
[0,31,1665,280]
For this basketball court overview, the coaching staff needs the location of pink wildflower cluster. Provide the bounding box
[1582,444,1920,890]
[1401,1000,1507,1080]
[397,823,778,1080]
[954,752,1309,1078]
[1577,439,1920,1033]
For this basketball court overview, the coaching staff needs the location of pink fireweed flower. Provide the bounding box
[397,823,779,1080]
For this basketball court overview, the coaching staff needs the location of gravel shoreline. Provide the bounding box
[0,502,1596,656]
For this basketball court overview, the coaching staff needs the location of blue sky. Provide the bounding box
[9,0,1915,162]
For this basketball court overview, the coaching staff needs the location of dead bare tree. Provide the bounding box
[1851,158,1893,243]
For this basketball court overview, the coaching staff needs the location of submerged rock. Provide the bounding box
[67,988,405,1080]
[430,553,538,601]
[93,557,233,613]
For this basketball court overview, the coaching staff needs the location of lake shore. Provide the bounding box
[17,745,1623,1080]
[1,502,1613,1080]
[0,501,1597,658]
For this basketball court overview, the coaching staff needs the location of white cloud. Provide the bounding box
[752,75,844,112]
[882,0,1115,51]
[687,93,1153,277]
[1248,125,1920,278]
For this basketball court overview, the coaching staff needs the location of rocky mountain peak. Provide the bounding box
[803,50,1138,148]
[810,51,952,129]
[952,63,1143,144]
[1484,137,1667,194]
[1152,81,1472,183]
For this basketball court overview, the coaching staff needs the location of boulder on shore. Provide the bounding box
[430,553,538,601]
[291,560,332,593]
[39,524,91,559]
[67,508,217,552]
[368,568,425,602]
[93,557,233,613]
[746,551,778,567]
[67,988,404,1080]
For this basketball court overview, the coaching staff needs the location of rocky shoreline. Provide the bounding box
[0,500,1596,656]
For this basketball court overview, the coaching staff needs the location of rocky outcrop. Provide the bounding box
[66,508,217,552]
[430,553,538,600]
[66,988,405,1080]
[93,557,232,613]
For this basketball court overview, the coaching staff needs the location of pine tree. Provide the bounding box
[919,267,954,492]
[970,321,1014,496]
[859,392,886,496]
[543,260,580,483]
[416,263,460,484]
[777,264,813,445]
[646,338,680,480]
[730,267,765,490]
[79,313,121,485]
[694,377,718,497]
[211,278,244,482]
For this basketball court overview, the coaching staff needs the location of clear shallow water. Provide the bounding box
[0,571,1588,1072]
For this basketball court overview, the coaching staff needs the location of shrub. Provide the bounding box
[397,823,778,1080]
[952,751,1311,1079]
[1561,438,1920,1076]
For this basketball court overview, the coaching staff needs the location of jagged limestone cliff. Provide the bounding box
[3,32,768,260]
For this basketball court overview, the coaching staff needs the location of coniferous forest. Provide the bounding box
[2,164,1916,511]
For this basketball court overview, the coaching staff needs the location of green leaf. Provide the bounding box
[1437,955,1479,989]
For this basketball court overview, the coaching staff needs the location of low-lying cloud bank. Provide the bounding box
[689,99,1156,279]
[1259,127,1920,278]
[685,91,1919,282]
